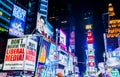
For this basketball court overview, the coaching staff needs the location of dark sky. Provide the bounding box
[48,0,120,73]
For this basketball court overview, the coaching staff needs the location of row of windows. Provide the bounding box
[1,0,13,8]
[0,19,9,29]
[40,1,48,5]
[0,4,12,15]
[0,10,11,20]
[40,4,47,10]
[39,10,47,15]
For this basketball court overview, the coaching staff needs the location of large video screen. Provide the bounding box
[47,43,58,62]
[36,12,53,38]
[38,39,50,64]
[9,4,26,37]
[58,52,68,66]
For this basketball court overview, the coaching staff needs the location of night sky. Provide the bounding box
[48,0,120,73]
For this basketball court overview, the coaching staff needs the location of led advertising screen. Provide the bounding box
[36,12,53,38]
[38,39,50,64]
[60,29,66,46]
[47,43,58,62]
[58,52,68,66]
[9,4,26,37]
[3,38,37,71]
[69,31,75,54]
[3,38,26,70]
[68,54,74,72]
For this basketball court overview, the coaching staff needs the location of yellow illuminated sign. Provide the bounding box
[85,24,92,30]
[107,19,120,38]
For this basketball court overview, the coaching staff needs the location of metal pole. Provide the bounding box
[103,33,107,77]
[55,28,59,77]
[102,12,109,77]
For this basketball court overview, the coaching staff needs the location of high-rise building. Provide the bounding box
[48,1,75,49]
[0,0,16,63]
[0,0,15,31]
[38,0,48,19]
[106,3,120,51]
[25,0,38,34]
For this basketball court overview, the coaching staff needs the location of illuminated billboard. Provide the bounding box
[69,30,75,54]
[59,29,66,46]
[86,31,94,44]
[58,52,68,66]
[3,38,25,70]
[38,39,50,63]
[47,43,58,62]
[3,38,37,71]
[68,54,74,72]
[9,4,26,37]
[24,38,37,71]
[36,12,53,38]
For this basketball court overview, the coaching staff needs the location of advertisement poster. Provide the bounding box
[48,43,58,62]
[24,38,37,71]
[38,39,50,63]
[9,4,26,37]
[3,38,37,71]
[3,38,26,70]
[69,31,75,54]
[36,12,53,37]
[68,54,74,72]
[60,29,66,46]
[58,52,68,66]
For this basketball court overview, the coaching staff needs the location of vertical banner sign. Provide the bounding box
[69,31,75,54]
[3,38,37,71]
[9,4,26,37]
[48,43,58,62]
[3,38,26,70]
[38,39,50,63]
[24,38,37,71]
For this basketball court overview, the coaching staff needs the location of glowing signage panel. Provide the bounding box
[38,39,50,63]
[60,29,66,46]
[58,53,68,66]
[9,4,26,37]
[48,43,58,61]
[36,12,53,38]
[3,38,37,71]
[24,38,37,71]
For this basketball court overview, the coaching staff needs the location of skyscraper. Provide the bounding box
[38,0,48,19]
[25,0,38,34]
[0,0,16,63]
[106,3,120,51]
[0,0,14,30]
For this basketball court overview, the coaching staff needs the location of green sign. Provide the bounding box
[110,69,120,77]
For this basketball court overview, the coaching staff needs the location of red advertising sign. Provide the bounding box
[88,62,95,66]
[5,48,24,61]
[26,49,36,62]
[88,56,94,59]
[87,31,92,36]
[3,38,37,71]
[87,36,94,44]
[70,38,75,45]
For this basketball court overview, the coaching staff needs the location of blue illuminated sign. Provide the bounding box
[13,5,26,21]
[9,4,26,37]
